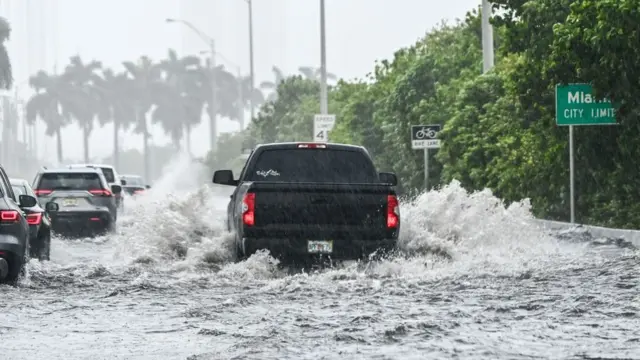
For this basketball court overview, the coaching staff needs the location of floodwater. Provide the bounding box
[1,156,638,360]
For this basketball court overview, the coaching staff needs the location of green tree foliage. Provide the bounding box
[219,4,640,229]
[250,76,320,143]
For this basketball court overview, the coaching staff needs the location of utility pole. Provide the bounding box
[481,0,495,73]
[246,0,256,122]
[319,0,328,114]
[209,39,217,153]
[237,67,244,130]
[166,18,218,153]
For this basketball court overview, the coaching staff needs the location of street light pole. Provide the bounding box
[319,0,328,114]
[246,0,256,122]
[236,67,244,130]
[166,18,218,153]
[209,39,217,153]
[200,49,244,132]
[481,0,494,73]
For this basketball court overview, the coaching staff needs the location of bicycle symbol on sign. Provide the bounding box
[415,127,436,139]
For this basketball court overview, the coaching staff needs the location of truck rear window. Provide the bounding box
[38,173,103,191]
[247,149,378,183]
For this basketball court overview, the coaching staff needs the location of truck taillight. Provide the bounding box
[242,193,256,226]
[387,195,399,228]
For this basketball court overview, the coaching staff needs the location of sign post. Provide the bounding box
[555,83,619,223]
[313,114,336,142]
[411,124,441,190]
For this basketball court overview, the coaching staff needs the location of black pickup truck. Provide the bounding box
[212,142,400,264]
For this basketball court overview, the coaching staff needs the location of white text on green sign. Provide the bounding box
[555,84,618,126]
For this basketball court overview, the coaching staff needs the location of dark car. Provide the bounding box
[31,168,122,238]
[10,178,54,261]
[119,174,151,196]
[213,142,400,266]
[0,165,43,283]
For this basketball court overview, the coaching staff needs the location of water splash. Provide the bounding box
[398,181,566,264]
[144,152,206,196]
[24,165,592,286]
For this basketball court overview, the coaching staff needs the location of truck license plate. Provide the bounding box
[308,240,333,253]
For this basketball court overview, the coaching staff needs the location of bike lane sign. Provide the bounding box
[411,124,441,149]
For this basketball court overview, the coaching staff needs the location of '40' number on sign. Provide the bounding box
[314,130,329,141]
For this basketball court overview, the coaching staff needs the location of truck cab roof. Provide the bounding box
[255,142,365,150]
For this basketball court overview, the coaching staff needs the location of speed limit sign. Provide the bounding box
[313,114,335,142]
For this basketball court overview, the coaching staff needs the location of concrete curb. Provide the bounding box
[534,219,640,248]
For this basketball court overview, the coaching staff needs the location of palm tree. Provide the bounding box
[213,64,245,121]
[0,17,13,89]
[259,66,286,102]
[238,74,265,126]
[122,56,171,181]
[25,70,71,163]
[93,68,135,169]
[297,66,337,82]
[156,49,203,154]
[61,55,103,162]
[192,58,241,149]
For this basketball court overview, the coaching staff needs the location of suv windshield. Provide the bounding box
[39,172,103,191]
[247,149,378,183]
[100,167,115,183]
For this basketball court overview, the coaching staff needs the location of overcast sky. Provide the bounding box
[2,0,479,162]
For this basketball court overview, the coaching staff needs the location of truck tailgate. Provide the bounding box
[245,182,394,239]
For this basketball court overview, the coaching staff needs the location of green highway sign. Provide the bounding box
[555,84,618,126]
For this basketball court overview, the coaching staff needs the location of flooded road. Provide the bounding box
[0,161,637,359]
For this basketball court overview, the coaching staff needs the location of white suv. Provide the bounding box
[67,164,126,210]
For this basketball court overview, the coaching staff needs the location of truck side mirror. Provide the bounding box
[213,170,239,186]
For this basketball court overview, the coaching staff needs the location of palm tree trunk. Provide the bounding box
[185,123,192,157]
[143,131,150,182]
[208,104,216,154]
[83,122,90,163]
[55,128,63,163]
[0,113,6,166]
[113,119,120,169]
[140,111,150,182]
[173,136,181,153]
